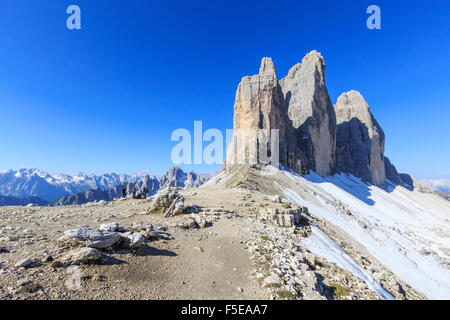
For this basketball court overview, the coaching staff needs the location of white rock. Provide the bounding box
[15,258,32,268]
[120,232,145,249]
[99,222,120,232]
[60,247,102,265]
[17,278,31,286]
[191,214,210,228]
[263,274,283,287]
[59,228,121,249]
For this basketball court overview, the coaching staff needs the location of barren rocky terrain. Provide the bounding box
[0,168,431,300]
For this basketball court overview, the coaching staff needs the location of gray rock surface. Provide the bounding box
[14,258,32,268]
[59,228,121,249]
[334,91,386,186]
[191,213,210,228]
[60,247,102,265]
[225,58,304,173]
[384,157,404,185]
[119,232,145,249]
[148,187,185,217]
[280,50,337,177]
[224,52,408,186]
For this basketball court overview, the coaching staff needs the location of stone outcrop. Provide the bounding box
[264,205,310,229]
[191,213,210,228]
[58,228,121,249]
[334,91,386,186]
[225,58,304,173]
[119,232,145,249]
[60,247,102,265]
[147,187,185,217]
[280,50,336,177]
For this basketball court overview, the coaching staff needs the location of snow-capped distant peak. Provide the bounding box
[421,179,450,193]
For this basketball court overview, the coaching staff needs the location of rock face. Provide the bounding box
[225,58,304,173]
[280,51,336,177]
[224,53,406,186]
[334,91,386,186]
[384,157,404,185]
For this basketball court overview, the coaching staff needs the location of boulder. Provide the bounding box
[164,196,185,217]
[119,232,145,249]
[17,278,32,286]
[141,229,170,240]
[191,213,210,228]
[40,251,53,263]
[99,222,120,232]
[14,258,32,268]
[129,221,170,240]
[60,247,102,265]
[59,228,121,249]
[130,221,155,232]
[174,220,198,230]
[148,187,186,217]
[99,222,127,233]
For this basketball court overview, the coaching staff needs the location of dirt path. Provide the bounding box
[67,218,268,300]
[0,194,270,300]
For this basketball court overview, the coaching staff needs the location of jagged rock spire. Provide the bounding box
[334,90,386,186]
[226,53,403,185]
[225,58,304,172]
[279,50,336,177]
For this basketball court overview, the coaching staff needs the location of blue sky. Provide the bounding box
[0,0,448,179]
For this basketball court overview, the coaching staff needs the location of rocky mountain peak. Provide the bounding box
[335,91,373,120]
[302,50,325,69]
[259,57,276,75]
[225,52,408,186]
[225,57,304,173]
[279,50,336,177]
[334,91,386,186]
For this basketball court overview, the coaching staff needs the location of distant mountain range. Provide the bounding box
[0,167,210,206]
[421,179,450,193]
[55,167,210,206]
[0,195,48,206]
[0,168,146,201]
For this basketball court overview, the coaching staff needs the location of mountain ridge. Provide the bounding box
[0,168,149,201]
[54,167,210,206]
[225,52,409,187]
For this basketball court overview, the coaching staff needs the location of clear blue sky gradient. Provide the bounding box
[0,0,448,178]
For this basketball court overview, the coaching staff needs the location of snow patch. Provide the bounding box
[298,225,394,300]
[279,170,450,299]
